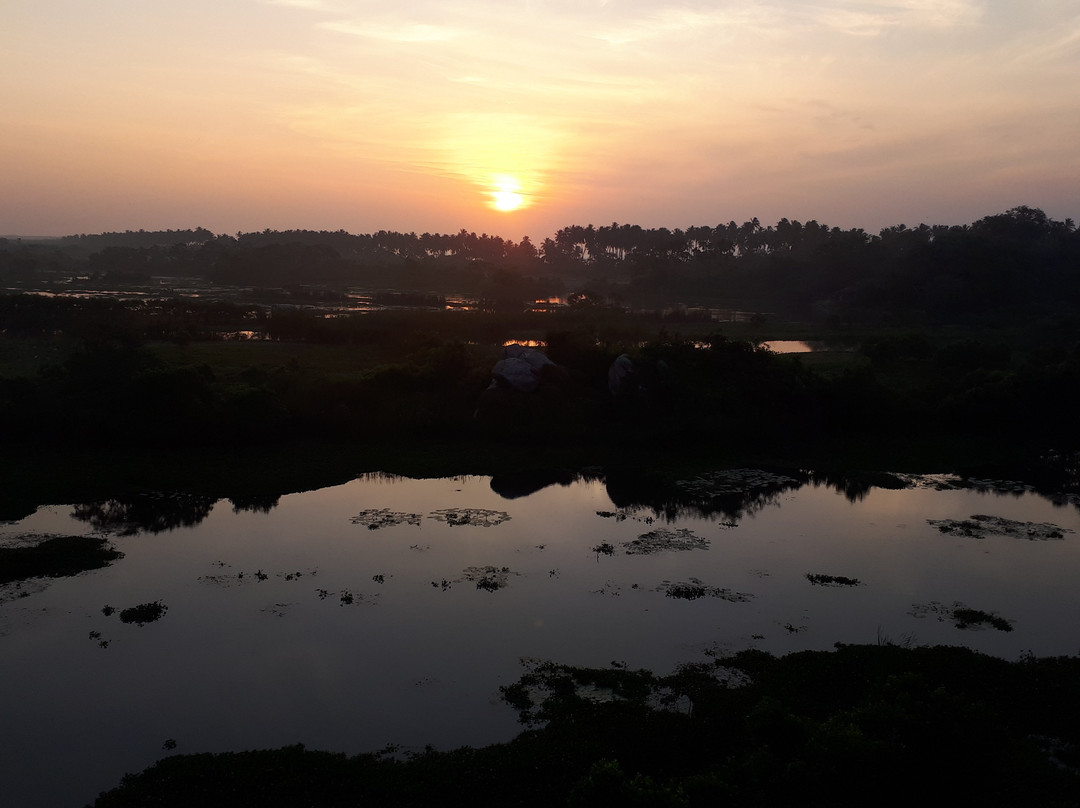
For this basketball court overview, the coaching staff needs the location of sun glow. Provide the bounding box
[489,175,526,212]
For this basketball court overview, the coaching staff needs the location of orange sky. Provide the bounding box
[2,0,1078,239]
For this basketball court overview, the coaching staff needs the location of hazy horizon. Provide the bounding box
[4,1,1078,241]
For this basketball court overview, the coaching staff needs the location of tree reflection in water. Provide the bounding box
[72,493,218,535]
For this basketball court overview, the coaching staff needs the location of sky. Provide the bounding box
[3,0,1078,240]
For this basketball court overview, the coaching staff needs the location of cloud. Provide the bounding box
[593,5,785,46]
[319,19,466,42]
[807,0,984,36]
[260,0,336,9]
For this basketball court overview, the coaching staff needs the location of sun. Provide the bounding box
[488,175,526,212]
[493,189,524,211]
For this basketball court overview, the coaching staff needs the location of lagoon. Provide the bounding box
[2,469,1079,807]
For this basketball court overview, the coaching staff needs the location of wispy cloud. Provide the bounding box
[807,0,984,36]
[593,5,785,46]
[319,19,466,43]
[260,0,337,10]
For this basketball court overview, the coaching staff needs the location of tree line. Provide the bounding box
[3,206,1078,323]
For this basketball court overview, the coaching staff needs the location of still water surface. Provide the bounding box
[2,470,1078,807]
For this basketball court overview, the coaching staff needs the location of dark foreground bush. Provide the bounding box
[91,644,1080,808]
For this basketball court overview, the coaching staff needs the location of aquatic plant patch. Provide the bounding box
[197,564,318,588]
[909,600,1013,631]
[806,573,862,587]
[927,515,1070,540]
[595,510,625,521]
[674,468,800,497]
[595,509,654,525]
[622,528,709,555]
[460,565,517,591]
[116,601,169,626]
[349,509,422,529]
[656,577,753,602]
[428,508,511,527]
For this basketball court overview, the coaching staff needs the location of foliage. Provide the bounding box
[91,644,1080,807]
[7,206,1079,324]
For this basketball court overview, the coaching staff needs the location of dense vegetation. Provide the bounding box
[2,206,1078,502]
[4,205,1078,320]
[1,296,1078,461]
[91,643,1080,807]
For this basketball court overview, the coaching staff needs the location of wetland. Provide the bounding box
[3,212,1080,805]
[3,465,1080,806]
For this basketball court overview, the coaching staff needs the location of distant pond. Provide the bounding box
[2,469,1079,807]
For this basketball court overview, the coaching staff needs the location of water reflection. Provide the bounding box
[66,468,1080,542]
[228,493,281,514]
[72,492,217,534]
[3,468,1078,807]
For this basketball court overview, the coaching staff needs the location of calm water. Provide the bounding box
[2,470,1078,807]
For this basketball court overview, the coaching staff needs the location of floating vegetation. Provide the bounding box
[428,508,511,527]
[334,588,378,606]
[907,473,1080,505]
[461,565,515,592]
[622,528,709,555]
[310,587,375,606]
[953,608,1014,632]
[591,542,615,556]
[117,601,168,626]
[674,468,800,498]
[596,509,653,525]
[349,509,422,529]
[657,577,753,602]
[806,573,862,587]
[198,573,244,588]
[593,581,621,597]
[260,603,294,618]
[927,514,1070,541]
[199,565,316,587]
[909,600,1014,632]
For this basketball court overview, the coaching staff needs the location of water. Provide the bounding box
[2,470,1078,807]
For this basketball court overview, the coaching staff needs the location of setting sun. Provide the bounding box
[489,175,526,212]
[493,190,524,211]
